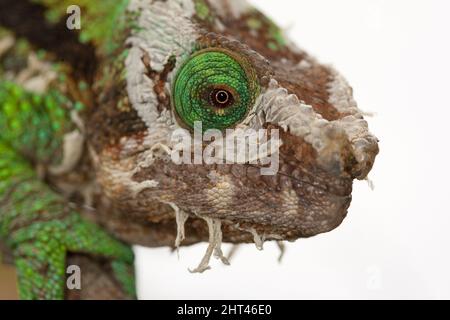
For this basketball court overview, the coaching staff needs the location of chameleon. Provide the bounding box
[0,0,379,299]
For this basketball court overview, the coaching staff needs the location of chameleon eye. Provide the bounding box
[172,49,259,130]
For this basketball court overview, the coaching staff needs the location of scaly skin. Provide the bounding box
[0,82,135,299]
[0,0,379,299]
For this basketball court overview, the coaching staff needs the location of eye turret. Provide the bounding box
[172,48,259,130]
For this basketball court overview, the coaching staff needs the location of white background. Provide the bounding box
[136,0,450,299]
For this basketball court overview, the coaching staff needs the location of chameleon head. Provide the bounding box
[89,0,379,245]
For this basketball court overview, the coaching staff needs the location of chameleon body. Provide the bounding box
[0,0,379,299]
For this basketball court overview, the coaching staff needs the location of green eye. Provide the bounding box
[172,48,259,131]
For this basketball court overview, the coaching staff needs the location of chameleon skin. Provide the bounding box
[0,81,71,164]
[173,49,259,130]
[0,0,379,299]
[0,81,136,299]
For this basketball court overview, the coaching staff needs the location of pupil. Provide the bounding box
[216,90,229,104]
[208,88,235,109]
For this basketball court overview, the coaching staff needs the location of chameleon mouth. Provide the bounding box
[167,167,352,273]
[171,196,350,273]
[96,147,354,273]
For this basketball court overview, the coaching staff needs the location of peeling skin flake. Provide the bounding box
[276,241,285,263]
[167,202,229,271]
[169,202,189,250]
[189,217,229,273]
[249,227,264,250]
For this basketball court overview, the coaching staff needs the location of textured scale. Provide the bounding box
[0,81,71,164]
[0,0,378,299]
